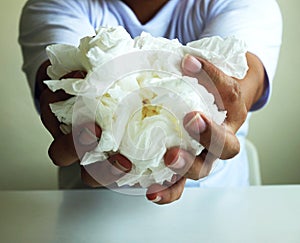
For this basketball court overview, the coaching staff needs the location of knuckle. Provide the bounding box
[230,141,241,158]
[48,149,60,166]
[174,193,182,202]
[170,189,181,202]
[222,138,240,160]
[223,80,242,104]
[48,143,62,166]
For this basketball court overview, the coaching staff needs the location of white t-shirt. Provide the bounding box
[19,0,282,187]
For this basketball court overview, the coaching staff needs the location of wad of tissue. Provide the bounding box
[44,26,248,187]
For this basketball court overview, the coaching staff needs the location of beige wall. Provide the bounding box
[0,0,298,190]
[248,0,300,184]
[0,0,57,189]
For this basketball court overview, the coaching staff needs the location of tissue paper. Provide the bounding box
[44,26,248,187]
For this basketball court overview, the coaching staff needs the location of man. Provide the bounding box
[19,0,282,204]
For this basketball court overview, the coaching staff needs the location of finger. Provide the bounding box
[40,89,72,138]
[40,103,62,138]
[182,54,247,127]
[81,166,103,188]
[181,54,225,111]
[40,70,86,138]
[164,147,217,180]
[40,87,71,108]
[81,153,132,187]
[183,111,240,160]
[61,70,87,79]
[162,174,181,187]
[182,54,230,97]
[48,123,101,166]
[146,177,186,205]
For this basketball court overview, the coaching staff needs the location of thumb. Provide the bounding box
[182,54,224,83]
[181,54,202,74]
[181,54,225,111]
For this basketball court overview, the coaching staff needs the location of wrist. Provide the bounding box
[239,52,265,111]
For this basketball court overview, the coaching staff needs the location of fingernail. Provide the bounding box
[150,195,162,203]
[59,124,71,134]
[170,155,185,170]
[171,174,179,183]
[184,113,207,134]
[182,54,202,74]
[78,127,98,146]
[110,160,128,176]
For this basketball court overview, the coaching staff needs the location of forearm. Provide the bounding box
[239,52,266,111]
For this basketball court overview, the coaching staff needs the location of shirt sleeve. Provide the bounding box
[199,0,282,110]
[19,0,100,106]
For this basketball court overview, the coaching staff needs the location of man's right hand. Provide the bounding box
[37,61,132,188]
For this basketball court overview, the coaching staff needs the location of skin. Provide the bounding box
[38,67,133,187]
[37,0,265,204]
[121,0,169,24]
[147,52,265,204]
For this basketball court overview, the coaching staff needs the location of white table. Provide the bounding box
[0,186,299,243]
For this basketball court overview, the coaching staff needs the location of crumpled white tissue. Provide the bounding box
[44,26,248,187]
